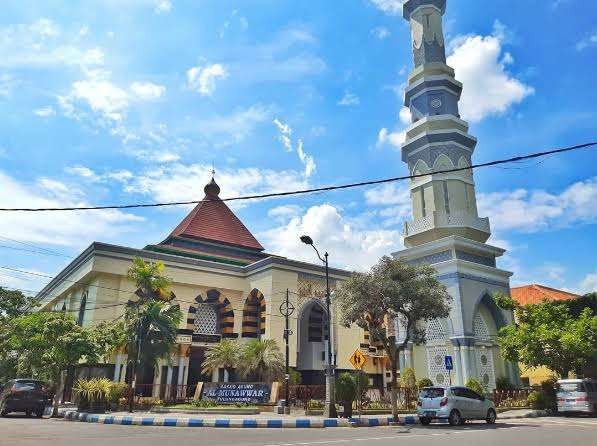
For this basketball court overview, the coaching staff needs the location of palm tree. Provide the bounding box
[202,340,241,382]
[125,258,181,403]
[238,339,284,382]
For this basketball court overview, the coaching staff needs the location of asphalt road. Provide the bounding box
[0,416,595,446]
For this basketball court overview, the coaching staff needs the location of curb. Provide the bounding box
[63,411,419,428]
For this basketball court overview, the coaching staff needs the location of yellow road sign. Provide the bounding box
[349,349,367,370]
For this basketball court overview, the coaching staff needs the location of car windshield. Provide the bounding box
[558,382,585,392]
[14,381,44,391]
[420,388,445,398]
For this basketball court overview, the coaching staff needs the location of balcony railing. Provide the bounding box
[404,211,490,237]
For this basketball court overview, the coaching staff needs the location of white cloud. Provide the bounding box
[65,166,100,181]
[337,92,360,107]
[66,77,130,121]
[122,163,309,205]
[0,18,104,69]
[197,104,271,146]
[186,63,228,96]
[537,263,567,284]
[364,183,411,227]
[34,106,56,117]
[447,21,534,122]
[0,171,142,248]
[272,119,317,177]
[259,204,403,271]
[576,32,597,51]
[377,127,405,148]
[267,204,302,222]
[296,140,316,178]
[368,0,404,15]
[130,81,165,100]
[399,106,411,125]
[371,27,391,40]
[477,177,597,233]
[579,271,597,294]
[154,0,172,14]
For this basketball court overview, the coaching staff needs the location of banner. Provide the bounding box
[201,382,271,404]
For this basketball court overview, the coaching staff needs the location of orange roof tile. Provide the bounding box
[166,178,264,251]
[510,284,579,306]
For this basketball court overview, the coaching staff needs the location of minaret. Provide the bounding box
[393,0,520,390]
[401,0,490,248]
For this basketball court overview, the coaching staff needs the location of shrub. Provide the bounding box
[417,378,433,389]
[289,368,302,385]
[307,400,324,410]
[495,376,514,390]
[192,399,218,408]
[335,372,357,417]
[400,368,417,388]
[465,378,485,395]
[108,382,128,403]
[527,391,546,409]
[540,378,557,411]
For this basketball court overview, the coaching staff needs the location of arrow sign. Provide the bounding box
[349,349,367,370]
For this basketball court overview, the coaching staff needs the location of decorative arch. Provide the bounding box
[457,156,472,176]
[471,291,508,332]
[412,159,431,176]
[241,289,266,338]
[433,153,454,171]
[297,299,329,371]
[186,289,235,337]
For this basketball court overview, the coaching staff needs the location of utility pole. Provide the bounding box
[279,288,295,415]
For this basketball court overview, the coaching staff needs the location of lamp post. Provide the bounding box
[300,235,337,419]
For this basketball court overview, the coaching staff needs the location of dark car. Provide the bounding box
[0,379,53,417]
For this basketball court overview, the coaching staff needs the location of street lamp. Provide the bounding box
[300,235,337,419]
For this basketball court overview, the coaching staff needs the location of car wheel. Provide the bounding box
[458,418,466,425]
[486,409,496,424]
[448,410,462,426]
[419,417,431,426]
[35,408,44,418]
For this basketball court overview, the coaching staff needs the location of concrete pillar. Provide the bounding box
[177,356,185,398]
[165,365,174,400]
[223,368,229,383]
[453,346,464,385]
[153,364,162,398]
[404,347,413,369]
[113,354,122,382]
[460,346,470,384]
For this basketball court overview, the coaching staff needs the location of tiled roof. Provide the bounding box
[165,178,264,251]
[510,284,579,306]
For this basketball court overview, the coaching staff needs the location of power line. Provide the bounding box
[1,141,594,212]
[0,236,70,257]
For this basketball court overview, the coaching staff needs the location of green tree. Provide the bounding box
[125,258,182,392]
[202,339,241,382]
[495,293,597,378]
[465,378,485,395]
[0,288,39,382]
[238,339,284,382]
[4,312,100,415]
[335,372,357,418]
[335,256,452,422]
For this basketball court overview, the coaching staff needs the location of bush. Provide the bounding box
[417,378,433,389]
[289,368,302,385]
[400,368,417,388]
[527,391,546,409]
[540,378,557,411]
[108,382,128,403]
[192,399,218,408]
[307,400,324,410]
[495,376,514,390]
[465,378,485,395]
[335,372,357,417]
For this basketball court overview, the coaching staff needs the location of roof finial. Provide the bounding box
[204,164,221,199]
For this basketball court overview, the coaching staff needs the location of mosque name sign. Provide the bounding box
[201,383,271,404]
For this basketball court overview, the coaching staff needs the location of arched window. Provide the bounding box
[186,289,235,337]
[193,303,218,334]
[241,289,266,338]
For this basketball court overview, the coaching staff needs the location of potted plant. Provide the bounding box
[73,378,112,414]
[335,372,357,418]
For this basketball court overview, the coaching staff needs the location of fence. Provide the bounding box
[128,383,198,404]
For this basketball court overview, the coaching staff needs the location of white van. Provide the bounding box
[556,378,597,415]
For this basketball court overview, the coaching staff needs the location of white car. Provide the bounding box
[417,386,496,426]
[557,378,597,415]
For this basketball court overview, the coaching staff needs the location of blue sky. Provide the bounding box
[0,0,595,295]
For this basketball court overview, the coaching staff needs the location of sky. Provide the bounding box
[0,0,596,296]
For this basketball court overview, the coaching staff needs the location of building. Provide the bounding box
[38,178,390,396]
[391,0,520,390]
[511,284,579,385]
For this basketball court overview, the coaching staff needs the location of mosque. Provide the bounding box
[38,0,519,397]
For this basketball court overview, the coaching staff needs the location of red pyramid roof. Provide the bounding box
[510,284,579,306]
[166,178,264,251]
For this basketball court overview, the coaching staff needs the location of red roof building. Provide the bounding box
[146,178,268,266]
[510,284,579,306]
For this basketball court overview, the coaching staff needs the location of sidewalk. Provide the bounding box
[62,408,546,428]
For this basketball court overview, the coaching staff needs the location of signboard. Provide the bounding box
[201,382,271,404]
[349,349,367,370]
[192,333,221,344]
[444,355,453,371]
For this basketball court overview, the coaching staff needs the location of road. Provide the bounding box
[0,416,595,446]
